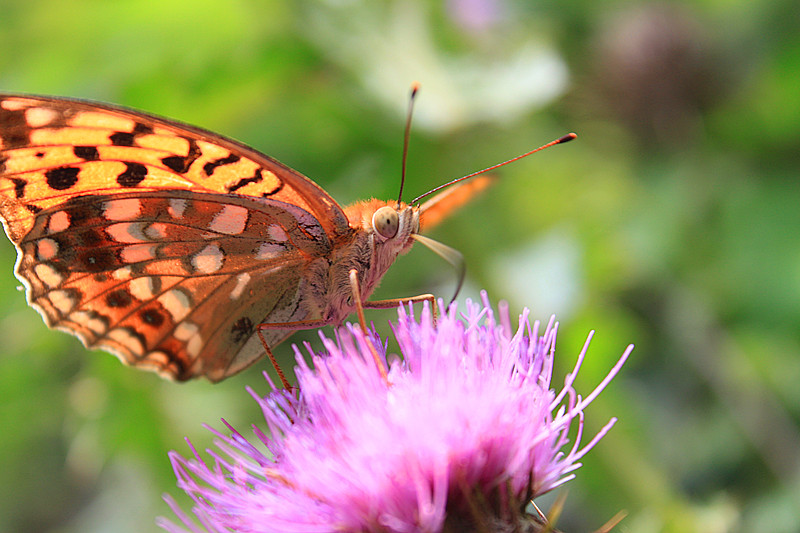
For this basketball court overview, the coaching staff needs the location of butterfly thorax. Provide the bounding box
[316,199,418,324]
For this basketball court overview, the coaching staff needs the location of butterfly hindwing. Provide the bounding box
[13,190,332,380]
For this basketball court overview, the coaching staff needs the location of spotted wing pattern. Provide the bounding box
[0,94,353,381]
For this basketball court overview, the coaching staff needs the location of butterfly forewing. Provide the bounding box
[0,94,352,381]
[0,95,352,239]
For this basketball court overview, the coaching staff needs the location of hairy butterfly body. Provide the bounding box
[0,94,489,383]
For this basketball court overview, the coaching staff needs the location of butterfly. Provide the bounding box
[0,93,574,386]
[0,93,507,386]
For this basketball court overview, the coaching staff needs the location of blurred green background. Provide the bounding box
[1,0,799,531]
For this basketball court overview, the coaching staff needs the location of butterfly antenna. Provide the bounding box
[411,133,577,205]
[397,82,420,207]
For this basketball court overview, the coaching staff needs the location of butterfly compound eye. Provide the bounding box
[372,206,399,239]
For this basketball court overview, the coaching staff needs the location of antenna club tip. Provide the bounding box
[559,133,578,143]
[410,81,421,95]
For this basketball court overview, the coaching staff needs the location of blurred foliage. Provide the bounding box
[1,0,799,532]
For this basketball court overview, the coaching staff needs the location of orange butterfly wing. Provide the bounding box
[0,94,354,381]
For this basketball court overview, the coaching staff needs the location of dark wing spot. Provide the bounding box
[109,131,135,146]
[117,162,148,187]
[78,249,118,273]
[227,169,263,193]
[74,145,99,161]
[106,289,133,308]
[9,177,26,198]
[161,155,188,173]
[35,152,45,158]
[140,308,164,327]
[203,153,240,176]
[230,316,254,344]
[45,167,80,190]
[0,155,7,173]
[133,122,154,135]
[25,204,42,214]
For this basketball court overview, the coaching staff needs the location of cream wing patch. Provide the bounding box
[209,204,248,235]
[191,243,224,274]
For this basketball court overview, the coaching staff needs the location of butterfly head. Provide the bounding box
[346,199,419,252]
[345,198,420,275]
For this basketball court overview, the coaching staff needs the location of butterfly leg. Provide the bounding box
[348,269,389,383]
[256,270,427,389]
[257,317,333,390]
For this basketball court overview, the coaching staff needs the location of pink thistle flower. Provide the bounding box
[159,293,632,532]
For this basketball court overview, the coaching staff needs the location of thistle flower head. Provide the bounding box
[160,293,632,532]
